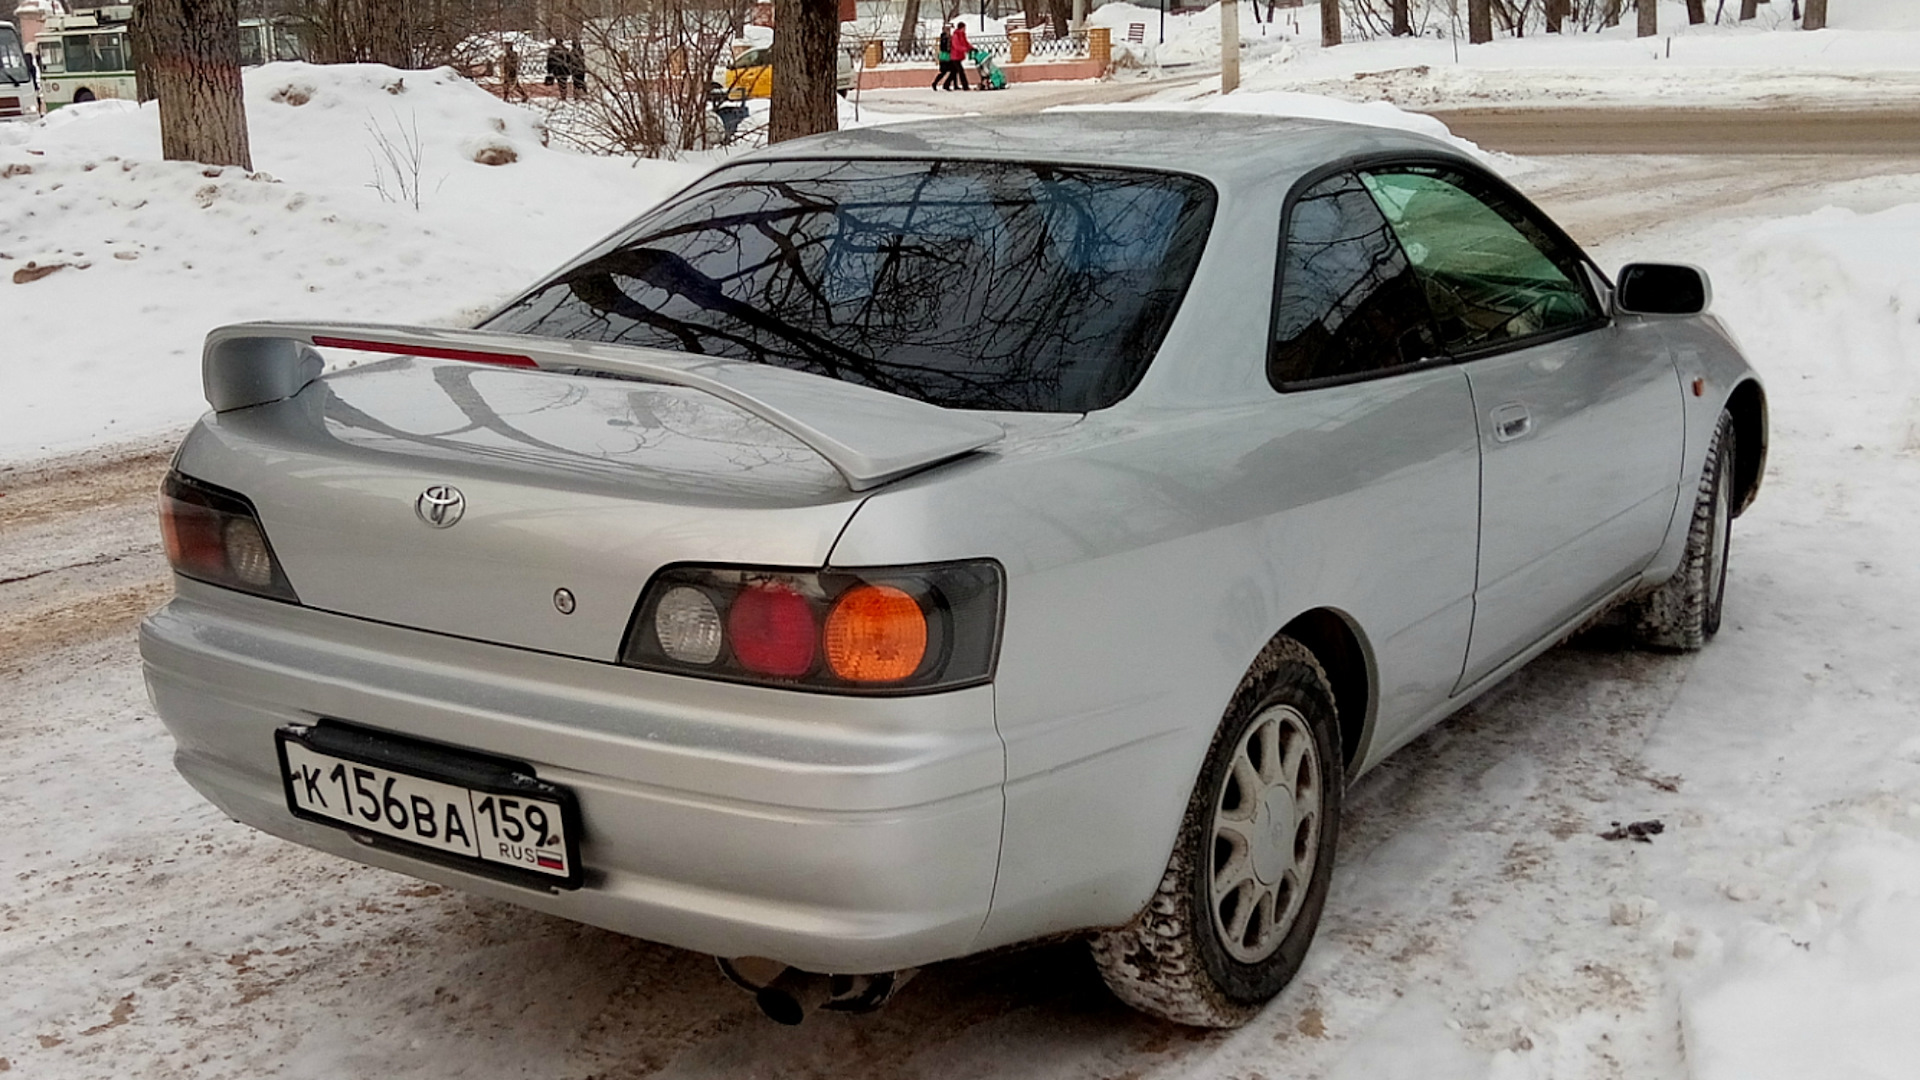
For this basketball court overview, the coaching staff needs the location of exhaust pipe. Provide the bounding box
[755,967,834,1025]
[718,957,919,1025]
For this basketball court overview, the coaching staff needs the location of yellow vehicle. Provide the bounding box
[715,46,852,101]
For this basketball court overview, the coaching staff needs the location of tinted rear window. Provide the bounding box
[485,159,1216,412]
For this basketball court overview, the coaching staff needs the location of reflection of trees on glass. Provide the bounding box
[1270,172,1437,387]
[486,160,1217,413]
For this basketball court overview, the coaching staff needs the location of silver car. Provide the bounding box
[140,113,1766,1027]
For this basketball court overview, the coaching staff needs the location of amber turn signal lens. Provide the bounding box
[824,585,928,682]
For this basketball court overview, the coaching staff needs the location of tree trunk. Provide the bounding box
[1685,0,1706,22]
[1604,0,1622,26]
[1546,0,1566,32]
[1637,0,1656,36]
[1391,0,1410,35]
[1802,0,1825,29]
[366,0,410,66]
[897,0,922,52]
[129,3,159,103]
[1468,0,1492,43]
[769,0,837,144]
[1046,0,1074,39]
[1021,0,1041,36]
[1321,0,1340,46]
[146,0,252,169]
[1739,0,1758,19]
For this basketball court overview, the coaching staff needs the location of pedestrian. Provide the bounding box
[946,21,974,91]
[932,23,953,90]
[500,41,526,102]
[569,40,587,96]
[546,37,568,100]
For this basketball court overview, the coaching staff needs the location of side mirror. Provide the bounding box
[1615,262,1711,317]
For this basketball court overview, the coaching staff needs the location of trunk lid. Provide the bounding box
[177,357,871,662]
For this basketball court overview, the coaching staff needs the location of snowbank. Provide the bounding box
[1093,0,1920,108]
[1606,197,1920,1080]
[0,63,703,461]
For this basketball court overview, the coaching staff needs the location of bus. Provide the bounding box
[1,21,39,120]
[35,4,134,108]
[33,6,307,110]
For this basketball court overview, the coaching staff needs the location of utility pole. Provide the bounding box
[1220,0,1238,93]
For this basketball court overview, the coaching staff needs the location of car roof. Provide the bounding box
[741,110,1468,191]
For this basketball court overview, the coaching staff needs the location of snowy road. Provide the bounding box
[5,139,1920,1077]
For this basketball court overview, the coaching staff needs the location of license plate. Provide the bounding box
[276,724,581,889]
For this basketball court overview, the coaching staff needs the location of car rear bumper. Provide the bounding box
[139,579,1006,974]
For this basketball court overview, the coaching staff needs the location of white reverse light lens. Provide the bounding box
[222,517,275,588]
[654,585,723,665]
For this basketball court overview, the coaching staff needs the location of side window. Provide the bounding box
[1270,172,1439,388]
[1358,166,1599,355]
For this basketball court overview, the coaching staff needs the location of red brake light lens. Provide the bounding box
[159,472,299,603]
[727,583,817,677]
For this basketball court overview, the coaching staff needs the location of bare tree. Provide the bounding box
[1322,0,1341,46]
[1685,0,1705,22]
[553,0,735,158]
[1392,0,1411,35]
[1802,0,1826,29]
[294,0,414,65]
[768,0,836,144]
[143,0,252,169]
[1546,0,1567,31]
[1740,0,1758,19]
[1637,0,1655,35]
[1468,0,1492,42]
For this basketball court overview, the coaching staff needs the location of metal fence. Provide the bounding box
[877,29,1088,66]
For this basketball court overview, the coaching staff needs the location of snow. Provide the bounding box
[1093,0,1920,108]
[7,35,1920,1080]
[1606,195,1920,1080]
[0,62,705,460]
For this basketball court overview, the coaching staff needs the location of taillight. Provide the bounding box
[159,472,299,603]
[621,562,1002,694]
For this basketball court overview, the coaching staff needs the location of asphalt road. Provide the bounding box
[1422,106,1920,155]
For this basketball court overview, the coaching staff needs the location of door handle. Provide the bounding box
[1490,403,1533,443]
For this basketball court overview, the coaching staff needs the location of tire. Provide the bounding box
[73,88,97,104]
[1090,637,1342,1027]
[1629,411,1735,651]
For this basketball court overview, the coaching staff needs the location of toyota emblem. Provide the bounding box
[415,484,466,529]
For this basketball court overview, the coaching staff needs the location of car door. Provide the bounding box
[1355,164,1684,691]
[1267,171,1482,750]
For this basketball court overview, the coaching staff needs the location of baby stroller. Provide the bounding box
[971,48,1007,90]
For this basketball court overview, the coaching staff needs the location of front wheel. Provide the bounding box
[1629,411,1735,651]
[1090,637,1342,1027]
[73,88,97,104]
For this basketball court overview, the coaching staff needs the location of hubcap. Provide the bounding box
[1209,704,1322,964]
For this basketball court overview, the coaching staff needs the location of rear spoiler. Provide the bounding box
[202,322,1005,492]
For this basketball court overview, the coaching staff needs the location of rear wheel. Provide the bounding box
[1090,637,1341,1027]
[73,88,97,104]
[1629,411,1735,651]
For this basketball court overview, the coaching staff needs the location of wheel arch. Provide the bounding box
[1275,607,1374,777]
[1725,379,1767,518]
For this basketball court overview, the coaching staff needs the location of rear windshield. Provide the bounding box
[485,158,1216,412]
